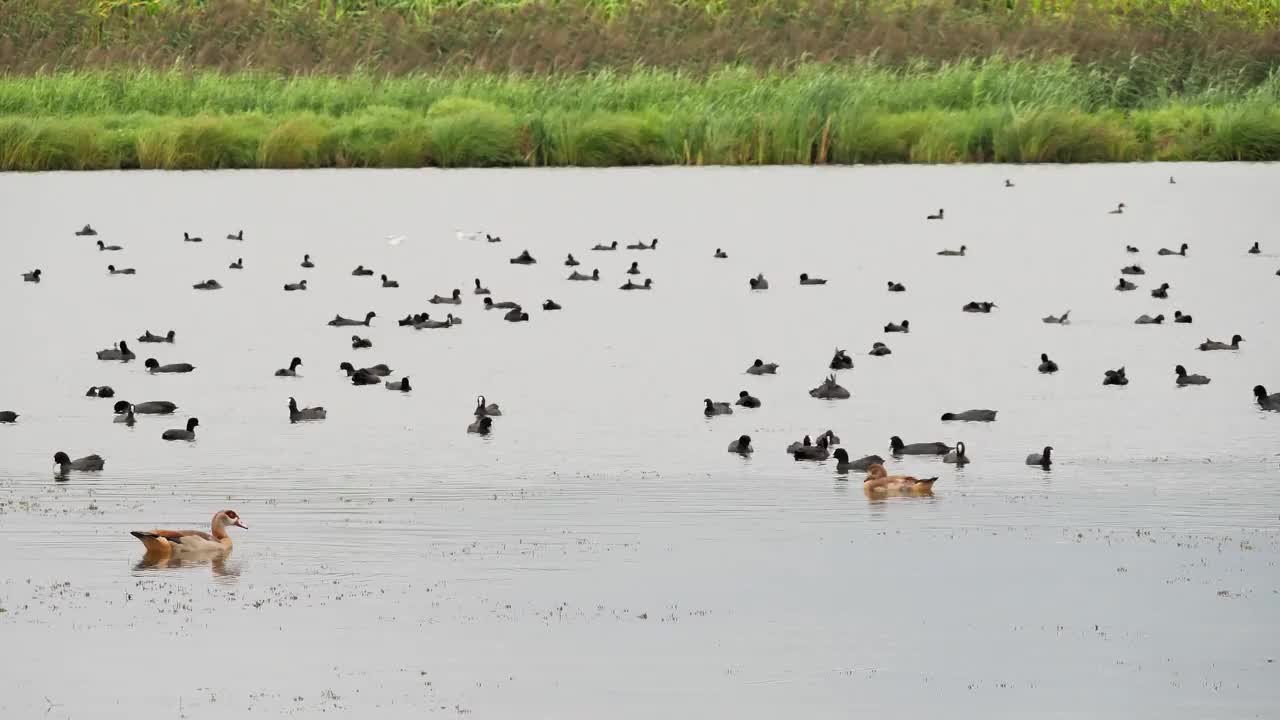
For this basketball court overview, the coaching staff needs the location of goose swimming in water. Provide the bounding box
[1135,314,1164,324]
[943,441,970,466]
[1174,310,1192,323]
[86,386,115,398]
[53,451,104,476]
[116,400,177,414]
[486,234,502,243]
[510,250,536,265]
[193,279,222,290]
[869,342,891,357]
[229,258,243,269]
[937,245,965,256]
[799,273,827,285]
[542,299,562,311]
[829,349,853,369]
[484,298,521,310]
[275,357,303,376]
[727,435,753,454]
[747,359,779,375]
[628,238,658,250]
[351,335,372,349]
[227,230,243,241]
[568,269,600,281]
[22,269,41,282]
[96,341,135,362]
[887,281,905,292]
[927,209,944,220]
[884,320,910,333]
[145,358,195,374]
[107,265,136,275]
[1174,365,1210,386]
[283,280,307,291]
[749,274,769,290]
[809,374,850,400]
[1126,245,1139,253]
[474,278,490,295]
[1248,241,1261,254]
[328,311,376,327]
[962,301,996,313]
[1199,334,1243,351]
[138,330,175,343]
[1103,367,1128,386]
[75,224,97,236]
[1004,179,1014,187]
[162,417,199,441]
[889,436,950,455]
[1151,283,1169,298]
[833,449,884,472]
[97,240,122,251]
[940,409,997,422]
[1026,446,1053,468]
[863,464,938,495]
[591,241,618,251]
[474,397,502,417]
[288,397,326,422]
[504,309,530,322]
[1157,243,1189,256]
[1254,385,1280,411]
[130,510,245,557]
[627,262,641,275]
[1042,311,1070,324]
[1115,278,1137,291]
[385,377,411,392]
[351,265,374,276]
[565,253,581,266]
[703,399,733,416]
[1121,265,1145,275]
[714,249,729,260]
[381,274,399,288]
[183,232,203,242]
[619,278,653,290]
[1108,203,1125,214]
[301,254,315,268]
[467,416,493,435]
[735,390,761,408]
[1038,353,1058,373]
[430,289,462,304]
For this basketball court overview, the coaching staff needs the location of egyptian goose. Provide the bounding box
[863,464,938,495]
[130,510,246,556]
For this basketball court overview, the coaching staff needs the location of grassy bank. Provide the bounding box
[3,65,1280,170]
[4,0,1279,75]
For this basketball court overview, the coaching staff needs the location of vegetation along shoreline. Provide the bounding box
[1,0,1278,169]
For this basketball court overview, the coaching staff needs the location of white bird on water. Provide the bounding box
[386,234,406,246]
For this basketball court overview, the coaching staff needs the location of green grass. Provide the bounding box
[6,0,1280,76]
[2,61,1279,170]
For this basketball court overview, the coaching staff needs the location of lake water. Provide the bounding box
[1,164,1278,718]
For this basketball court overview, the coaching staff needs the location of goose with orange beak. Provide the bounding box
[131,510,246,557]
[863,464,938,496]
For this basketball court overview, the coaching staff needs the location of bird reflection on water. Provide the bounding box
[134,552,242,579]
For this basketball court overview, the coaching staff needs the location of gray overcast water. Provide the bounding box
[1,164,1278,718]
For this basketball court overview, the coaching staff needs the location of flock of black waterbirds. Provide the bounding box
[8,181,1280,485]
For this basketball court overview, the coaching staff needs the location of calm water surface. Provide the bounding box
[1,164,1278,718]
